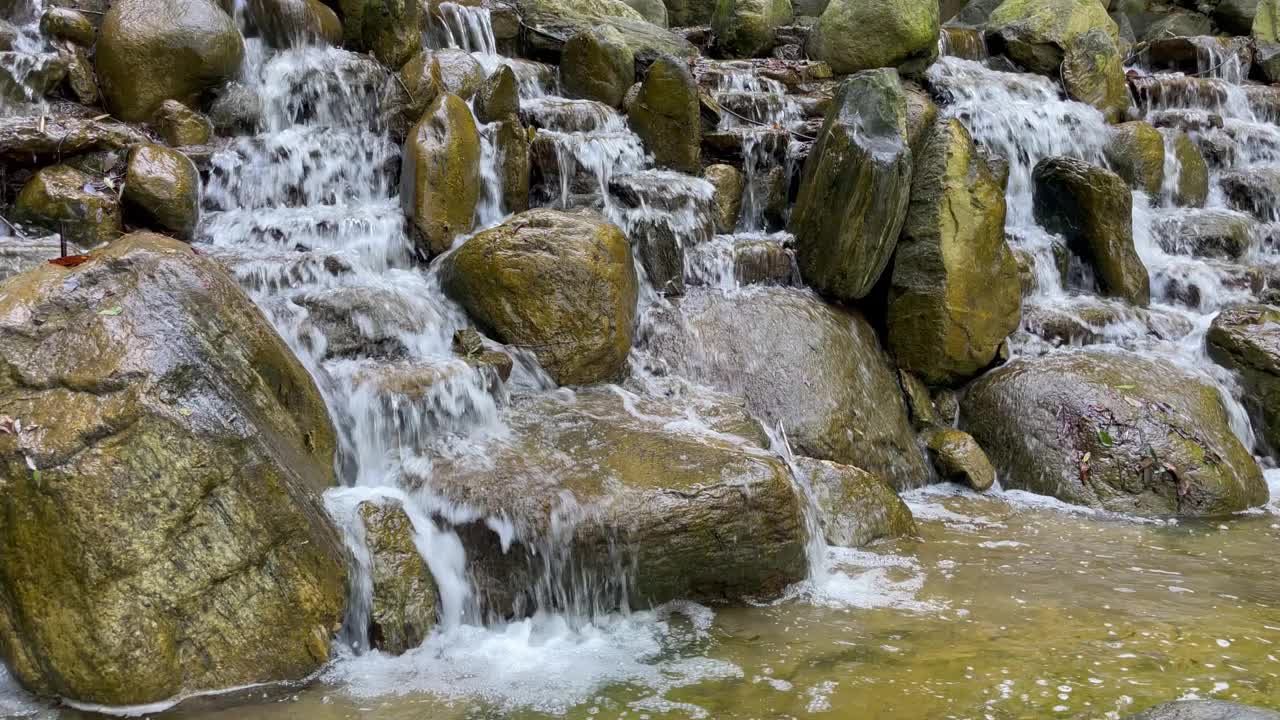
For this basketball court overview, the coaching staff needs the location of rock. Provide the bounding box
[629,55,701,173]
[96,0,244,122]
[0,233,346,705]
[12,165,120,247]
[628,217,686,295]
[356,500,437,655]
[56,42,99,105]
[1033,156,1150,306]
[888,118,1020,386]
[806,0,938,75]
[1256,40,1280,83]
[1221,166,1280,220]
[440,209,638,385]
[1105,121,1164,196]
[1126,700,1280,720]
[338,0,421,66]
[123,144,200,241]
[247,0,342,47]
[1061,27,1128,123]
[153,99,213,147]
[791,69,912,301]
[426,389,808,610]
[0,50,68,105]
[665,0,717,25]
[562,26,636,108]
[415,48,484,101]
[493,118,532,213]
[712,0,794,58]
[1170,130,1208,208]
[961,349,1268,516]
[1258,0,1280,43]
[1207,304,1280,460]
[732,239,796,284]
[794,456,916,547]
[1215,0,1260,35]
[704,163,744,233]
[924,428,995,490]
[474,64,520,124]
[517,0,696,64]
[400,92,481,257]
[904,80,938,152]
[0,116,146,166]
[986,0,1119,77]
[1140,10,1213,41]
[1152,209,1253,261]
[623,0,668,26]
[40,7,95,46]
[645,287,929,489]
[207,81,263,134]
[385,52,442,139]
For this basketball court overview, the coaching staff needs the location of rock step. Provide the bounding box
[199,201,413,268]
[711,90,801,127]
[687,233,799,289]
[521,96,626,133]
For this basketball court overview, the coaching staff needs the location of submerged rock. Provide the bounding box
[888,118,1019,386]
[124,144,200,241]
[1207,304,1280,460]
[1126,700,1280,720]
[1033,156,1150,306]
[795,456,916,548]
[1105,121,1164,196]
[440,209,638,386]
[0,233,346,705]
[562,26,636,108]
[924,428,995,491]
[96,0,244,122]
[426,389,808,611]
[806,0,938,75]
[791,68,912,301]
[712,0,794,59]
[13,164,120,246]
[961,350,1268,516]
[401,92,481,257]
[629,55,701,173]
[646,287,929,489]
[357,500,438,655]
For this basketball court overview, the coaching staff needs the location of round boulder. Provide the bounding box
[1105,121,1165,196]
[13,164,121,247]
[124,143,201,240]
[712,0,794,59]
[806,0,938,75]
[561,26,636,108]
[986,0,1119,77]
[400,92,481,257]
[795,456,917,547]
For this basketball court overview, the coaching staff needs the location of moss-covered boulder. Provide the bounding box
[712,0,794,59]
[806,0,937,75]
[424,388,808,611]
[665,0,717,26]
[247,0,342,48]
[1207,304,1280,461]
[440,209,638,385]
[1257,0,1280,42]
[492,119,531,214]
[400,92,481,257]
[474,64,520,125]
[987,0,1119,77]
[794,457,916,547]
[517,0,696,63]
[153,99,213,147]
[40,7,95,46]
[562,26,636,108]
[704,163,743,233]
[623,0,668,25]
[0,116,147,165]
[1033,156,1150,306]
[13,164,120,246]
[961,349,1267,516]
[791,69,912,301]
[645,287,929,489]
[123,144,200,241]
[0,233,346,705]
[888,118,1019,386]
[1061,26,1129,123]
[629,55,701,173]
[1105,121,1165,196]
[924,428,995,491]
[1170,130,1208,208]
[414,48,485,101]
[338,0,421,66]
[96,0,244,122]
[355,499,437,655]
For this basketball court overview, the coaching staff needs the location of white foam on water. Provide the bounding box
[783,547,943,613]
[0,664,44,717]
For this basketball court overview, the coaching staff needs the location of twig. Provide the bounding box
[0,214,26,240]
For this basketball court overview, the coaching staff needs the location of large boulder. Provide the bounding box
[1207,304,1280,460]
[355,499,437,655]
[1105,121,1164,196]
[561,26,636,108]
[0,233,347,705]
[123,144,200,241]
[425,389,808,611]
[645,287,929,489]
[338,0,421,66]
[807,0,937,76]
[12,164,121,247]
[1061,26,1129,123]
[791,69,912,301]
[517,0,696,64]
[96,0,245,122]
[986,0,1119,77]
[1033,156,1150,306]
[961,350,1268,516]
[794,457,916,548]
[246,0,342,48]
[1214,0,1260,36]
[1126,701,1280,720]
[712,0,794,59]
[888,118,1020,386]
[629,55,701,173]
[439,209,638,386]
[400,92,481,257]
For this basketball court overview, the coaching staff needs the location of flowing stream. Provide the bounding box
[2,8,1279,720]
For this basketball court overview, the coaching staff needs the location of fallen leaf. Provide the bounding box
[97,306,124,316]
[1081,452,1092,464]
[1116,384,1135,390]
[49,255,91,268]
[179,407,193,417]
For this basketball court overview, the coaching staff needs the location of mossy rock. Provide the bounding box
[924,428,995,491]
[1207,304,1280,461]
[623,0,668,25]
[400,92,481,256]
[795,456,916,547]
[247,0,342,48]
[1257,0,1280,43]
[1170,130,1208,208]
[474,64,520,124]
[96,0,244,122]
[356,499,438,655]
[629,55,701,173]
[961,349,1267,516]
[439,208,638,386]
[40,7,95,46]
[1061,26,1129,123]
[986,0,1119,77]
[338,0,421,66]
[712,0,794,59]
[517,0,696,63]
[562,26,636,108]
[1033,156,1150,306]
[494,118,532,213]
[888,118,1020,386]
[124,144,200,240]
[153,99,213,147]
[13,164,120,246]
[0,233,346,705]
[703,163,744,233]
[1105,121,1165,196]
[791,68,912,301]
[806,0,938,75]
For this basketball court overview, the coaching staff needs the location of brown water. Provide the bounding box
[31,478,1276,720]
